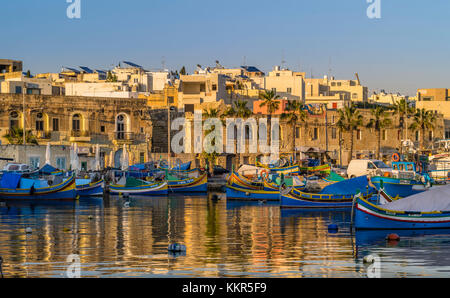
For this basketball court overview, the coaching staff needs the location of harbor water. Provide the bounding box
[1,194,450,278]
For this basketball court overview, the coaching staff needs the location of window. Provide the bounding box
[140,127,144,133]
[212,84,217,91]
[245,125,250,140]
[357,129,362,140]
[415,131,420,142]
[56,157,66,170]
[139,152,145,163]
[331,127,337,139]
[9,111,19,129]
[382,130,387,141]
[15,86,22,94]
[168,96,174,104]
[429,131,433,141]
[72,114,81,132]
[312,127,318,140]
[295,127,300,139]
[184,104,194,113]
[52,118,59,132]
[287,88,292,93]
[446,131,450,139]
[81,162,87,171]
[276,73,280,77]
[352,93,358,99]
[243,156,250,164]
[337,82,342,87]
[35,113,44,131]
[331,82,336,86]
[271,88,277,93]
[29,157,40,170]
[100,125,105,132]
[367,162,376,169]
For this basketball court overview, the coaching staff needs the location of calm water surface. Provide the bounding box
[1,194,450,278]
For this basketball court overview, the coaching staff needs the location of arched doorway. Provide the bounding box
[114,149,123,169]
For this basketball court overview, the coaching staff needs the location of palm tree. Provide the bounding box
[224,100,252,168]
[281,100,307,162]
[259,90,280,157]
[392,98,415,151]
[366,106,392,159]
[336,104,363,164]
[201,108,223,175]
[3,128,38,145]
[409,108,436,151]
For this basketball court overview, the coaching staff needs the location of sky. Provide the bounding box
[1,0,450,96]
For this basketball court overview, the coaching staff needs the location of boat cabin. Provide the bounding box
[2,163,31,173]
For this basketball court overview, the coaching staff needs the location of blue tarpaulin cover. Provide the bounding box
[0,172,22,189]
[39,164,58,175]
[307,159,320,167]
[320,175,374,195]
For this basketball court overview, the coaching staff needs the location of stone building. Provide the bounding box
[0,94,151,169]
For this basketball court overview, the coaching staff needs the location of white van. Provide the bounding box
[346,159,392,178]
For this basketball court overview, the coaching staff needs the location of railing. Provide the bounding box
[36,131,51,139]
[114,132,146,141]
[71,131,90,137]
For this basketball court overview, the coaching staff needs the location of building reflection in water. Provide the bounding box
[0,196,358,277]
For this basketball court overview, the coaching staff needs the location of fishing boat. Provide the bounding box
[354,184,450,230]
[159,161,191,171]
[76,178,104,196]
[109,177,168,196]
[256,162,300,175]
[370,176,428,198]
[227,171,263,190]
[0,172,77,200]
[168,173,208,193]
[225,184,281,201]
[281,176,376,208]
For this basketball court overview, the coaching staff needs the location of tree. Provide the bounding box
[259,90,280,159]
[201,108,223,175]
[392,98,415,151]
[106,71,117,82]
[3,128,38,145]
[180,66,186,76]
[366,106,392,159]
[25,70,31,78]
[336,104,363,164]
[409,108,436,151]
[281,100,307,162]
[224,100,252,168]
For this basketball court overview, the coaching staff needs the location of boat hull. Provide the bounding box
[355,197,450,230]
[109,182,168,196]
[225,185,280,201]
[76,179,104,196]
[371,176,426,198]
[280,191,354,209]
[168,174,208,193]
[0,175,77,200]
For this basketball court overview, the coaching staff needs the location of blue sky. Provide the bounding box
[2,0,449,95]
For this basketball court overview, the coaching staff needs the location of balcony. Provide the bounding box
[114,132,146,144]
[70,130,91,142]
[36,131,51,140]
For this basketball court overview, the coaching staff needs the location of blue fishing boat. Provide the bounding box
[355,184,450,230]
[168,173,208,193]
[281,176,376,208]
[0,172,76,200]
[225,184,281,201]
[371,176,428,198]
[160,161,191,171]
[76,179,104,196]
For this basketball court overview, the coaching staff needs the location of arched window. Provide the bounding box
[9,111,19,129]
[35,112,44,131]
[72,114,81,132]
[116,114,127,140]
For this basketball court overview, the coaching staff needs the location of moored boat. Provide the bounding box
[281,176,376,208]
[0,173,77,200]
[355,184,450,230]
[168,173,208,193]
[76,179,104,196]
[109,178,168,196]
[371,176,428,198]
